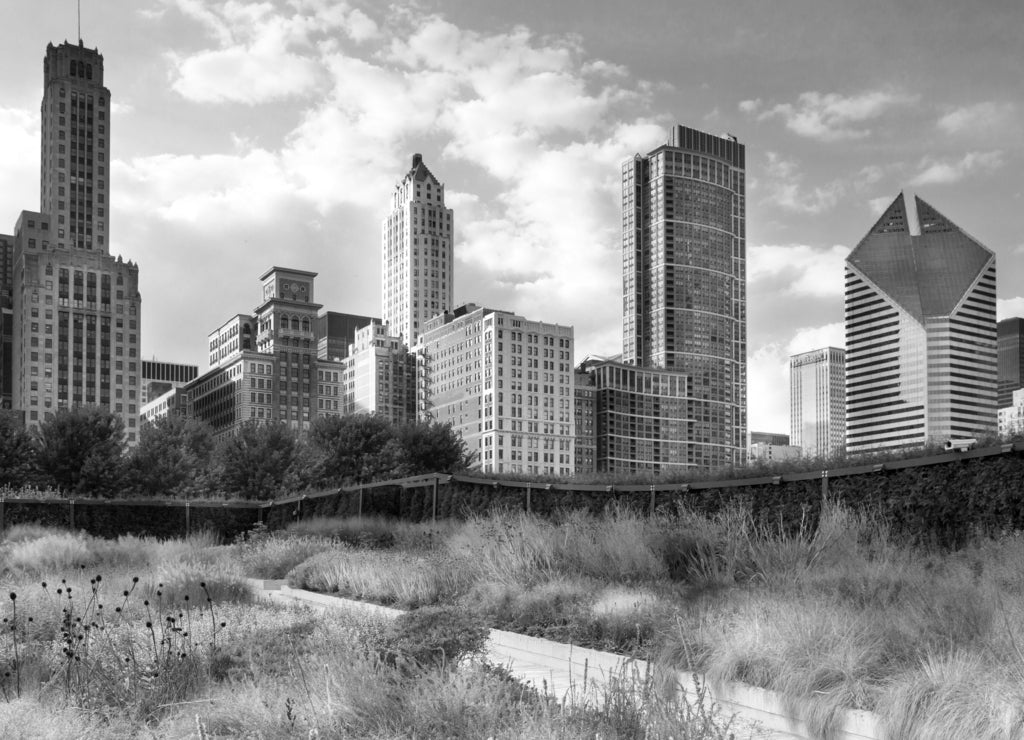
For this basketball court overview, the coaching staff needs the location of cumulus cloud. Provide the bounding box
[125,3,671,357]
[867,196,892,215]
[998,297,1024,321]
[910,151,1004,186]
[787,323,845,354]
[760,152,844,214]
[745,89,917,141]
[113,149,298,226]
[937,102,1016,136]
[747,321,846,434]
[0,107,39,210]
[163,0,376,104]
[748,244,849,297]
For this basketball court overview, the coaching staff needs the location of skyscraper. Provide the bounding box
[41,41,111,251]
[997,317,1024,408]
[790,347,846,459]
[381,154,453,347]
[845,192,996,453]
[619,125,747,469]
[7,41,142,440]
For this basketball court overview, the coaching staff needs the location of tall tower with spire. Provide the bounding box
[41,40,111,252]
[844,192,996,453]
[4,40,142,443]
[381,154,454,346]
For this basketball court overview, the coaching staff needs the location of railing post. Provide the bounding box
[69,498,75,530]
[358,486,363,520]
[649,484,656,517]
[0,494,4,534]
[184,500,191,538]
[821,469,829,498]
[526,483,532,514]
[432,477,438,524]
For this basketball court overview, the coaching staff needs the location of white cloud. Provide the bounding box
[998,297,1024,321]
[787,323,845,354]
[867,196,891,215]
[748,341,791,434]
[760,153,844,214]
[910,151,1004,186]
[748,321,846,434]
[748,89,917,141]
[748,244,849,297]
[113,149,298,226]
[937,102,1016,136]
[0,107,39,211]
[169,46,322,104]
[163,0,379,104]
[738,98,761,114]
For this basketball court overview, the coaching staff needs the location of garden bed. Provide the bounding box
[250,505,1024,740]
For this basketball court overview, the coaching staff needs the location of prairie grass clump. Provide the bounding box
[287,547,472,608]
[233,530,337,579]
[877,651,1024,740]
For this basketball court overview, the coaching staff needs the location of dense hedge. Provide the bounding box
[4,446,1024,547]
[325,448,1024,548]
[0,498,261,540]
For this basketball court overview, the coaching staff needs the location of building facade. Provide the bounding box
[382,154,453,346]
[998,388,1024,437]
[418,304,574,476]
[790,347,846,459]
[187,268,345,436]
[578,356,693,474]
[0,235,12,409]
[997,318,1024,409]
[845,193,997,453]
[340,321,416,423]
[620,124,747,469]
[749,441,801,462]
[141,359,197,404]
[573,365,597,474]
[317,311,376,362]
[3,41,142,441]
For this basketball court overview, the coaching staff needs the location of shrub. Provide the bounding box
[378,606,489,670]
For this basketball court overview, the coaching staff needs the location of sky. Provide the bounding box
[0,0,1021,436]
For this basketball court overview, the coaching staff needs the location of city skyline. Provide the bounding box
[0,1,1020,435]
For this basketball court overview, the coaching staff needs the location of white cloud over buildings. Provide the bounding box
[743,89,918,142]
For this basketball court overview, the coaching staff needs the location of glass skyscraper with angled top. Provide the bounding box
[844,192,997,453]
[613,125,747,470]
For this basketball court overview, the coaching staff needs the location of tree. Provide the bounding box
[308,414,397,485]
[216,420,304,500]
[124,415,217,498]
[0,410,36,489]
[35,406,125,496]
[386,420,473,478]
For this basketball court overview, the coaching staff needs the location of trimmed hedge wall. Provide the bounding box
[3,444,1023,547]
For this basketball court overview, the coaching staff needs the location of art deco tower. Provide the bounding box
[382,154,453,347]
[844,192,996,452]
[7,40,141,441]
[620,125,747,468]
[41,41,111,252]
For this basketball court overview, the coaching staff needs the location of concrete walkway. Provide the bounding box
[251,581,878,740]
